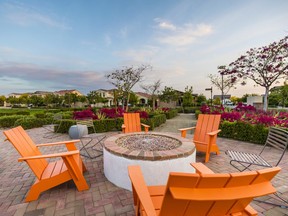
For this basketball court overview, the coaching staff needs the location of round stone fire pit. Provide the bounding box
[104,132,196,190]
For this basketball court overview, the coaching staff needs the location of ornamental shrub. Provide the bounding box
[73,109,97,120]
[99,107,124,118]
[14,116,50,129]
[0,115,26,128]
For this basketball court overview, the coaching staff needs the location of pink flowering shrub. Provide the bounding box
[200,104,288,127]
[134,111,149,119]
[99,107,124,118]
[161,107,170,112]
[73,109,98,120]
[221,112,242,122]
[234,102,256,112]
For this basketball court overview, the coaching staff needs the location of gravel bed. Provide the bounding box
[116,134,182,151]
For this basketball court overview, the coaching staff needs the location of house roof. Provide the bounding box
[135,92,151,98]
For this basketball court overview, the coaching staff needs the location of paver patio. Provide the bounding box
[0,114,287,216]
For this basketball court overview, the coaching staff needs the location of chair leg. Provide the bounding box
[254,192,288,208]
[25,185,42,202]
[79,137,104,159]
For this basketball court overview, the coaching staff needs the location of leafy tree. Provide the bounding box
[141,79,161,110]
[219,36,288,111]
[0,95,6,106]
[196,94,206,106]
[128,92,139,106]
[106,65,152,111]
[6,96,19,106]
[182,86,194,107]
[19,94,29,105]
[159,86,179,103]
[87,91,105,105]
[230,96,241,104]
[280,81,288,107]
[208,74,236,104]
[213,97,221,105]
[29,95,44,107]
[44,94,63,107]
[78,95,88,103]
[64,93,80,107]
[268,92,281,107]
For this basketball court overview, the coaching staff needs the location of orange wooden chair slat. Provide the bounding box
[179,114,221,162]
[3,126,89,202]
[122,113,150,133]
[128,163,281,216]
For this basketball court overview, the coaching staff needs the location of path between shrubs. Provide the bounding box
[153,113,196,134]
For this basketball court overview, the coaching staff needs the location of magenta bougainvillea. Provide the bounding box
[200,104,288,127]
[99,107,124,118]
[73,107,150,120]
[73,108,98,120]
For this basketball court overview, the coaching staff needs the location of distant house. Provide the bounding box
[94,89,115,107]
[135,92,150,105]
[7,93,24,98]
[54,89,83,96]
[93,89,151,107]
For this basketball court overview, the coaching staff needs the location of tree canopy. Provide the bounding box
[106,64,151,111]
[219,35,288,111]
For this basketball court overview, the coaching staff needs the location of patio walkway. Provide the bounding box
[0,113,287,216]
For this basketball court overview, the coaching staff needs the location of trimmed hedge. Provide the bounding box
[0,110,30,117]
[219,121,269,144]
[142,114,166,130]
[0,115,27,128]
[14,116,51,129]
[56,114,167,133]
[164,109,178,119]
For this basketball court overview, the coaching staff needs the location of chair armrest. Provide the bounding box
[128,165,157,216]
[190,162,215,174]
[178,127,196,138]
[18,150,80,162]
[122,124,126,133]
[207,129,221,136]
[36,140,80,151]
[141,123,150,133]
[36,140,80,147]
[141,123,150,128]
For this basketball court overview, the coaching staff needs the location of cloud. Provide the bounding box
[0,62,108,94]
[114,46,159,62]
[2,2,70,30]
[153,18,213,46]
[154,18,176,31]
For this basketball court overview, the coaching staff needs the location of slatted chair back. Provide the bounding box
[265,127,288,164]
[159,167,280,216]
[3,126,48,179]
[123,113,142,133]
[194,114,221,144]
[76,118,96,134]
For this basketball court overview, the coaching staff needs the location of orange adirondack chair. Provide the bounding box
[3,126,89,202]
[179,114,221,162]
[122,112,150,133]
[128,163,281,216]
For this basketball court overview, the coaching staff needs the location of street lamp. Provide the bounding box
[205,87,213,107]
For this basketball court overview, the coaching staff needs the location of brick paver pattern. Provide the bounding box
[0,113,287,216]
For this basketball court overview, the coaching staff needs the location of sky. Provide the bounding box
[0,0,288,98]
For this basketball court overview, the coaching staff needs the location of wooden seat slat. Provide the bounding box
[128,163,281,216]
